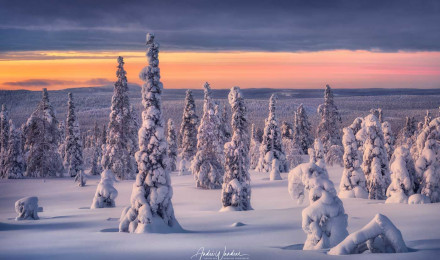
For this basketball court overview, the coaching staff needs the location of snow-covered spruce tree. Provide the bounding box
[316,85,342,153]
[221,86,252,211]
[102,56,138,180]
[362,114,391,200]
[309,139,325,169]
[294,104,313,154]
[288,162,348,250]
[414,117,440,202]
[166,119,178,172]
[386,146,415,204]
[2,121,25,179]
[382,121,395,160]
[178,89,198,174]
[396,116,417,146]
[256,94,287,172]
[90,122,103,176]
[0,105,10,177]
[119,33,181,233]
[91,170,118,209]
[191,82,224,189]
[339,127,368,199]
[64,93,84,178]
[423,110,432,129]
[283,137,304,171]
[249,123,260,170]
[58,120,66,161]
[23,88,63,178]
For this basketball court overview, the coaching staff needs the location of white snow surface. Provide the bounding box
[1,166,440,259]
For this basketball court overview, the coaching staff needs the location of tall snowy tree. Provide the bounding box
[221,86,252,211]
[382,121,395,160]
[64,93,84,178]
[220,104,232,145]
[249,123,260,170]
[23,88,63,178]
[316,85,342,152]
[101,56,138,180]
[309,138,326,169]
[256,94,287,172]
[191,82,224,189]
[119,33,181,233]
[338,127,368,199]
[179,89,198,172]
[0,105,10,176]
[362,114,391,200]
[166,119,178,172]
[293,104,313,154]
[414,117,440,203]
[58,120,66,161]
[1,121,25,179]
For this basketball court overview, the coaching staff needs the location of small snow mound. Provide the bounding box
[231,222,246,227]
[15,196,40,220]
[408,194,431,204]
[219,206,240,212]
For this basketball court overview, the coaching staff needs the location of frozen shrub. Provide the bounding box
[309,139,325,169]
[15,196,40,220]
[270,158,282,181]
[408,194,430,204]
[91,170,118,209]
[325,145,343,167]
[385,147,414,204]
[329,214,408,255]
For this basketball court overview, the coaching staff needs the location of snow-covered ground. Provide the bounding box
[0,166,439,259]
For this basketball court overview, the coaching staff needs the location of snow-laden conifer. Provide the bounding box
[396,116,417,146]
[339,127,368,199]
[2,121,25,179]
[386,146,415,203]
[423,110,432,129]
[316,85,342,152]
[281,121,293,140]
[220,104,232,145]
[256,94,287,172]
[166,119,178,172]
[414,117,440,202]
[102,56,138,180]
[0,105,10,177]
[221,86,252,211]
[23,88,63,178]
[191,83,224,189]
[309,139,325,169]
[64,93,84,178]
[382,121,395,160]
[294,104,313,154]
[119,33,181,233]
[179,90,198,159]
[362,114,391,200]
[249,123,260,170]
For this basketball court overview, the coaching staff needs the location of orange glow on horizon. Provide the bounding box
[0,50,440,90]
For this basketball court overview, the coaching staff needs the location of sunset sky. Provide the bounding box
[1,0,439,90]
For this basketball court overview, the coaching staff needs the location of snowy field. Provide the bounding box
[0,166,439,260]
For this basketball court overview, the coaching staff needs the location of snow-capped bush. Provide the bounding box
[166,119,178,172]
[101,56,138,180]
[178,158,190,176]
[15,196,40,220]
[339,127,368,199]
[288,162,348,250]
[408,194,430,204]
[316,85,342,153]
[91,170,118,209]
[256,94,287,173]
[270,159,282,180]
[385,146,414,204]
[328,214,408,255]
[362,114,391,200]
[179,89,198,162]
[64,93,84,178]
[221,86,252,211]
[191,83,224,189]
[23,88,63,178]
[119,33,181,233]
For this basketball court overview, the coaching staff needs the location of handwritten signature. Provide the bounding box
[190,246,249,260]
